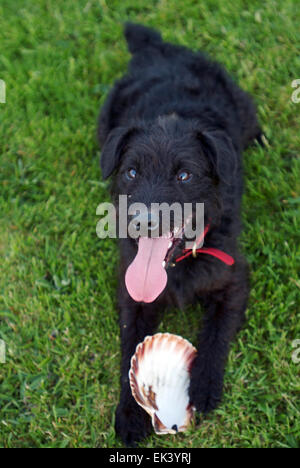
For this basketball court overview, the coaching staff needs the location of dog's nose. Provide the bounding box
[147,211,159,232]
[131,210,159,234]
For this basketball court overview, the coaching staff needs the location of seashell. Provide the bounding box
[129,333,197,435]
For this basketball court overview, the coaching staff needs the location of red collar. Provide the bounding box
[175,224,235,266]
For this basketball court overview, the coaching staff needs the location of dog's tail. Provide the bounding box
[124,22,163,54]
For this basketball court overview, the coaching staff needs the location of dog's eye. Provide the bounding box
[126,168,137,180]
[177,171,192,182]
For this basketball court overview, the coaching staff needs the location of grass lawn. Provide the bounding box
[0,0,299,448]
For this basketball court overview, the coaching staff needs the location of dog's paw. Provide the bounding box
[115,401,152,446]
[189,362,224,414]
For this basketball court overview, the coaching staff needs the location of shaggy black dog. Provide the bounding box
[98,23,261,445]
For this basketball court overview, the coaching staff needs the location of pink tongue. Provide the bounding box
[125,237,170,303]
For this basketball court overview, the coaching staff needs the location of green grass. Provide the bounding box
[0,0,299,448]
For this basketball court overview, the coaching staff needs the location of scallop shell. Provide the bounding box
[129,333,197,434]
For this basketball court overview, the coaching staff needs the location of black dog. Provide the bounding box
[98,23,261,445]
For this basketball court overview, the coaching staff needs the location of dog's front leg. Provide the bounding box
[189,265,249,414]
[115,297,161,446]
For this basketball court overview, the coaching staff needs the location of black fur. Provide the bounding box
[98,23,261,446]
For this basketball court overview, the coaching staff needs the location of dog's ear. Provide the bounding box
[197,130,238,185]
[100,126,139,179]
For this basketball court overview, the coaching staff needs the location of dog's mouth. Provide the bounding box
[125,227,186,303]
[163,228,185,266]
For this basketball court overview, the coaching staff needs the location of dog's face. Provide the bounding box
[100,115,236,303]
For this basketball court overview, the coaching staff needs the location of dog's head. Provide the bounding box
[100,115,237,303]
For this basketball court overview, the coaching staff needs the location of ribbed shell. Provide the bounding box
[129,333,197,434]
